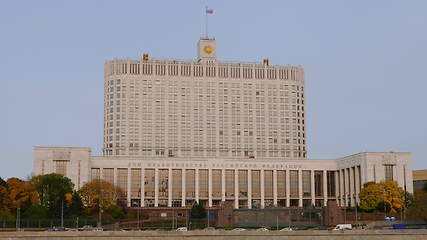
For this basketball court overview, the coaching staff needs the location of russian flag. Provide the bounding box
[206,9,213,14]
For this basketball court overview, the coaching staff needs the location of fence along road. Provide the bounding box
[1,229,427,240]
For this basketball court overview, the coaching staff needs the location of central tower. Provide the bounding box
[103,39,306,159]
[197,38,217,63]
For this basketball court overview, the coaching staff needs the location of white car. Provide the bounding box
[333,224,352,230]
[257,227,269,231]
[232,228,246,231]
[176,227,188,231]
[280,227,293,231]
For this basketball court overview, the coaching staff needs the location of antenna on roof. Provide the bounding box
[205,6,214,38]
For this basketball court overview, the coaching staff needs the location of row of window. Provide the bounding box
[108,79,304,92]
[91,168,334,200]
[106,61,304,81]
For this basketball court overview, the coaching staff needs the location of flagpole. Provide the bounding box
[205,6,208,38]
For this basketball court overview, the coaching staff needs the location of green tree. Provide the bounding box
[0,212,15,222]
[423,182,427,192]
[359,182,382,212]
[23,205,50,219]
[106,205,125,220]
[31,174,74,218]
[65,191,85,217]
[404,191,414,208]
[0,177,6,187]
[190,203,206,219]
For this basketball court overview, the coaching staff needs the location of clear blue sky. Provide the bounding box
[2,1,426,179]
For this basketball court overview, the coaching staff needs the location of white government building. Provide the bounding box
[33,38,413,209]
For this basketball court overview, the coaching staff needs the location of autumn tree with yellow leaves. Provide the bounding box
[359,181,405,213]
[0,177,39,214]
[0,178,11,214]
[6,178,39,211]
[78,179,118,215]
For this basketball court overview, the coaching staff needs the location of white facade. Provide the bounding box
[32,38,414,209]
[33,147,413,208]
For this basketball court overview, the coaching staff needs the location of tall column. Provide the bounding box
[234,170,239,209]
[154,168,159,207]
[208,169,212,207]
[260,170,265,209]
[273,170,278,206]
[141,168,145,207]
[248,170,252,209]
[339,169,344,207]
[351,167,356,207]
[323,170,328,206]
[355,166,360,206]
[298,169,303,207]
[113,168,118,189]
[349,168,353,207]
[334,170,339,202]
[344,168,348,207]
[127,168,131,207]
[195,169,199,204]
[392,164,398,183]
[181,169,186,207]
[310,170,315,206]
[100,168,104,180]
[168,169,172,207]
[395,164,404,190]
[221,169,225,203]
[285,170,290,207]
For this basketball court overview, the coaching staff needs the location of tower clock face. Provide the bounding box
[204,45,213,54]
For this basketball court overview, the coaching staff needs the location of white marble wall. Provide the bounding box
[33,147,413,208]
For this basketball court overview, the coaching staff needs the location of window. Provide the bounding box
[290,170,299,198]
[212,170,222,199]
[117,168,128,198]
[199,170,208,199]
[225,170,235,198]
[251,170,261,198]
[186,170,196,199]
[131,169,141,198]
[327,171,336,197]
[384,165,394,182]
[144,169,155,198]
[172,169,182,199]
[277,170,286,198]
[302,170,311,197]
[159,169,169,199]
[90,168,100,180]
[103,168,114,184]
[314,171,323,197]
[55,160,68,176]
[264,170,273,198]
[238,170,248,198]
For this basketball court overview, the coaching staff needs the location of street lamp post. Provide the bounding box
[207,209,210,228]
[137,209,140,229]
[16,207,20,232]
[381,185,387,218]
[61,200,64,228]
